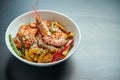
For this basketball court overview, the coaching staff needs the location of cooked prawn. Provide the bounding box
[17,23,38,48]
[34,9,68,47]
[17,23,38,37]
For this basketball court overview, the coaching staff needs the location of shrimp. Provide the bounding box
[13,37,22,50]
[37,33,58,53]
[34,9,68,47]
[17,23,38,37]
[17,23,38,48]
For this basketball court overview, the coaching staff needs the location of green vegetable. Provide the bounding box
[9,34,22,57]
[21,43,25,55]
[50,22,55,33]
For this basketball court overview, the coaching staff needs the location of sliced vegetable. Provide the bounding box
[62,45,71,56]
[52,38,74,62]
[50,22,55,33]
[54,22,67,33]
[9,34,22,57]
[21,42,25,55]
[68,32,74,39]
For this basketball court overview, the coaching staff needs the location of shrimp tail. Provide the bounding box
[33,8,51,36]
[33,7,42,24]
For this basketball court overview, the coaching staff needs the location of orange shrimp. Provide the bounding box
[17,22,38,48]
[17,23,38,37]
[34,9,68,47]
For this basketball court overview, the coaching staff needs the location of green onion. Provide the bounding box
[9,34,22,57]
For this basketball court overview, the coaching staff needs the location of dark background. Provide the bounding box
[0,0,120,80]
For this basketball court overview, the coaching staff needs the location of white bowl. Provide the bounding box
[5,10,81,66]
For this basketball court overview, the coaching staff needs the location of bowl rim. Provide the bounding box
[5,10,81,66]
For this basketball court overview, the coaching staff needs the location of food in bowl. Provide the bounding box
[8,10,74,63]
[5,10,81,66]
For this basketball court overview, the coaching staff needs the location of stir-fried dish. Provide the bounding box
[9,10,74,63]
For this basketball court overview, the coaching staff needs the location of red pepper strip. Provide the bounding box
[52,38,74,62]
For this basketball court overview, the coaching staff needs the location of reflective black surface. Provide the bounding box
[0,0,120,80]
[6,56,73,80]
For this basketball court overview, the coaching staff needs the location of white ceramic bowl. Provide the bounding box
[5,10,81,66]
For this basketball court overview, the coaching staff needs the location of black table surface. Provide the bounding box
[0,0,120,80]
